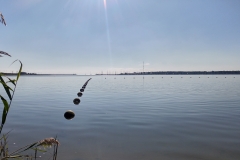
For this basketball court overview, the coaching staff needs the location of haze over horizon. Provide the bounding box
[1,0,240,74]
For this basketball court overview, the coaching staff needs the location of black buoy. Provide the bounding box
[64,110,75,120]
[80,88,84,92]
[77,92,83,97]
[73,98,80,105]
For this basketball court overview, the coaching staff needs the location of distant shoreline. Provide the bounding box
[97,71,240,75]
[1,71,240,76]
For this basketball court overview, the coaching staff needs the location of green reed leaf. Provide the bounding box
[0,75,12,100]
[31,147,47,152]
[0,95,9,125]
[9,59,23,81]
[22,142,38,152]
[0,81,13,91]
[6,77,16,86]
[16,60,22,81]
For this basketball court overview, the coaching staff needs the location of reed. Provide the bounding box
[0,51,11,57]
[0,55,60,160]
[0,11,59,160]
[0,12,6,26]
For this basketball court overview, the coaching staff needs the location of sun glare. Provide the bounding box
[104,0,107,9]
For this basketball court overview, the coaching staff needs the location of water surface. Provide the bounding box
[2,75,240,160]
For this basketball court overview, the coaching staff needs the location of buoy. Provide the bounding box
[73,98,80,105]
[80,88,84,92]
[64,110,75,120]
[77,92,83,97]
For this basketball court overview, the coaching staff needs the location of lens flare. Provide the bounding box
[104,0,107,9]
[103,0,112,67]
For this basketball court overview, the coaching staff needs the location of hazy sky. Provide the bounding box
[0,0,240,74]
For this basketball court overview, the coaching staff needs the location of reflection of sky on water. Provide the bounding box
[2,75,240,160]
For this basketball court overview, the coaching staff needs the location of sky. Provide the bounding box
[0,0,240,74]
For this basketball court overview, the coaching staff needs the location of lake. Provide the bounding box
[2,75,240,160]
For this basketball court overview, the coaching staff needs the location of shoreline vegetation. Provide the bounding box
[2,71,240,76]
[0,57,60,159]
[1,12,60,157]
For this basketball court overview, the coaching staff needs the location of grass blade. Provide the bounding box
[0,75,12,100]
[10,60,23,81]
[6,77,16,86]
[0,95,9,125]
[17,60,23,81]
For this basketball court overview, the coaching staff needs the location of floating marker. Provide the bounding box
[73,98,80,105]
[80,88,84,92]
[64,110,75,120]
[77,92,83,97]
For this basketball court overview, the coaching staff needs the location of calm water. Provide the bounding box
[1,75,240,160]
